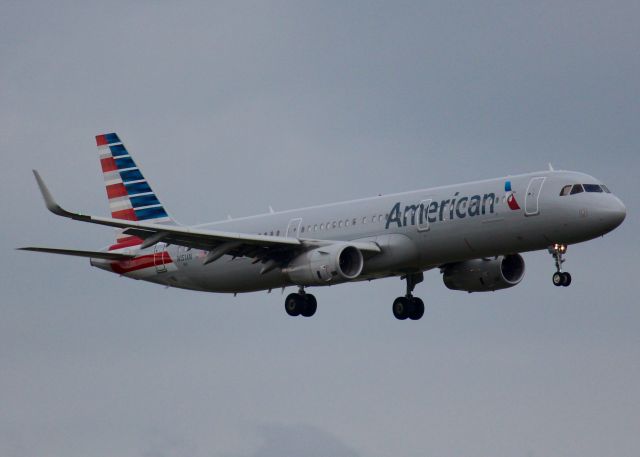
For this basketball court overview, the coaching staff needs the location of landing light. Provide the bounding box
[553,243,567,253]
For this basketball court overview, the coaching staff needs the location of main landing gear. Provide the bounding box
[549,243,572,287]
[392,273,425,321]
[284,287,317,317]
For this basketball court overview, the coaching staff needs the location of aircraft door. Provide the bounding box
[286,218,303,238]
[154,242,168,273]
[525,177,546,216]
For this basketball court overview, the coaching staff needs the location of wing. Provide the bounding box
[18,247,135,261]
[31,170,381,270]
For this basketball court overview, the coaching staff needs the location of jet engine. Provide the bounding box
[284,244,364,286]
[442,254,525,292]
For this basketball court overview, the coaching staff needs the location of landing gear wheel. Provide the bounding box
[549,244,571,288]
[301,294,317,317]
[409,297,425,320]
[552,272,564,287]
[285,293,303,316]
[392,297,410,320]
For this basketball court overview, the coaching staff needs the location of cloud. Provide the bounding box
[226,424,359,457]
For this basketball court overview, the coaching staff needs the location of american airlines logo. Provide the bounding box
[386,191,497,229]
[505,180,521,210]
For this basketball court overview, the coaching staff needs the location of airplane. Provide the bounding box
[20,133,626,320]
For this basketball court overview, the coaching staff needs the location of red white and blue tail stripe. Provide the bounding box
[96,133,176,247]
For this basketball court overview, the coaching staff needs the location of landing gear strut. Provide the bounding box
[284,287,317,317]
[392,273,425,320]
[549,244,572,287]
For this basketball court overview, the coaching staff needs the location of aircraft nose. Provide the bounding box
[598,196,626,231]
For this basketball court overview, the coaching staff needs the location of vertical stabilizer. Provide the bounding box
[95,133,176,249]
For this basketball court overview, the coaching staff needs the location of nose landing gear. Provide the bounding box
[549,244,572,287]
[392,273,425,320]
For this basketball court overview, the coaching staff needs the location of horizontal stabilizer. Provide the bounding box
[18,247,135,261]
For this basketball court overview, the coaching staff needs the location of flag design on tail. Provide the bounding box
[95,133,175,250]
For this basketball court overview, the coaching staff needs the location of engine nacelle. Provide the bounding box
[442,254,525,292]
[284,244,364,286]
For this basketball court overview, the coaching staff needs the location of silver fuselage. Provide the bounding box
[93,170,625,293]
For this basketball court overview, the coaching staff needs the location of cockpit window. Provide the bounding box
[561,183,609,196]
[570,184,584,195]
[560,185,572,196]
[583,184,603,193]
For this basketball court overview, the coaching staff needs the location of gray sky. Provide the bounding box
[1,1,639,456]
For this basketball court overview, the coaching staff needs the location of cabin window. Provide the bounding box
[338,220,343,228]
[332,221,337,229]
[345,219,350,227]
[362,217,367,224]
[300,226,305,233]
[320,223,324,230]
[352,218,357,225]
[570,184,584,195]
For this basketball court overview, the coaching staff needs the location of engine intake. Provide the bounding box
[285,244,364,286]
[442,254,525,292]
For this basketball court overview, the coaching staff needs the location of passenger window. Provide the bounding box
[570,184,584,195]
[584,184,603,193]
[362,217,367,224]
[320,223,324,230]
[352,218,357,225]
[332,221,337,229]
[345,219,350,227]
[338,221,343,228]
[560,185,572,196]
[276,230,280,236]
[300,226,305,233]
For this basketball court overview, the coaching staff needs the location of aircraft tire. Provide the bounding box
[409,297,425,320]
[392,297,410,320]
[562,272,572,287]
[301,294,317,317]
[285,293,303,316]
[552,272,564,287]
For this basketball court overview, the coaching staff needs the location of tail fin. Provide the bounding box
[95,133,177,248]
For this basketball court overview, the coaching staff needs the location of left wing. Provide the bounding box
[18,247,136,260]
[30,170,381,270]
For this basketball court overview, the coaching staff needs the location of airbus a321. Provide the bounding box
[21,133,626,320]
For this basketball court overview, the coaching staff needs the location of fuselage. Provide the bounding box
[92,169,626,293]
